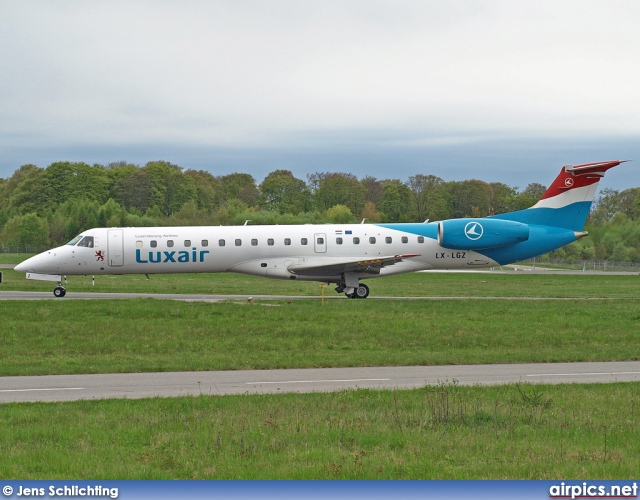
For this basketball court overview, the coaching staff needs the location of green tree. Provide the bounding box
[619,188,640,221]
[140,161,199,216]
[168,200,214,226]
[220,173,259,207]
[448,180,492,218]
[57,199,101,240]
[326,204,355,224]
[407,174,448,221]
[361,201,382,223]
[259,170,310,214]
[45,161,109,205]
[4,164,50,215]
[488,182,518,215]
[379,180,412,222]
[361,176,384,206]
[98,199,126,227]
[513,182,547,211]
[184,170,223,212]
[111,169,153,212]
[312,173,365,215]
[1,213,50,248]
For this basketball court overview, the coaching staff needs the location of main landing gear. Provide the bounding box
[53,282,66,298]
[335,283,370,299]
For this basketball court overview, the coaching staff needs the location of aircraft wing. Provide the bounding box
[287,254,421,277]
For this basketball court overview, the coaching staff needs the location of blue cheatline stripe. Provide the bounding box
[378,201,592,234]
[489,201,593,231]
[376,222,576,266]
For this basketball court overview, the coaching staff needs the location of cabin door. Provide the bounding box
[107,229,124,267]
[314,233,327,253]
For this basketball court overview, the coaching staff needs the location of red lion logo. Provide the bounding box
[95,250,105,262]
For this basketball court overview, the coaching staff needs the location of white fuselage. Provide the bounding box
[17,223,497,282]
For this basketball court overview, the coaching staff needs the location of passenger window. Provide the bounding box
[167,240,174,247]
[251,239,258,246]
[301,238,308,245]
[336,237,343,245]
[385,237,392,244]
[235,239,242,246]
[401,236,408,244]
[417,236,425,243]
[353,237,360,244]
[151,240,157,248]
[184,240,191,247]
[136,241,143,248]
[284,238,291,246]
[268,238,274,246]
[201,240,208,247]
[317,237,324,245]
[369,237,376,244]
[219,239,226,247]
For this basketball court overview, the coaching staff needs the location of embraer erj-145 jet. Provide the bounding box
[15,160,625,298]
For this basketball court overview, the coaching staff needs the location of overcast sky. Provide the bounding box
[1,1,638,190]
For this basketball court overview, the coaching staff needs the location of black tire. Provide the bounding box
[53,287,66,298]
[355,284,370,299]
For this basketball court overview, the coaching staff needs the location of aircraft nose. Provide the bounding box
[14,253,47,273]
[14,260,29,272]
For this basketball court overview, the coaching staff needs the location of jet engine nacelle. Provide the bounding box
[438,219,530,250]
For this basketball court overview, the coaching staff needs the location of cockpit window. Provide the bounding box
[77,236,94,248]
[66,235,83,246]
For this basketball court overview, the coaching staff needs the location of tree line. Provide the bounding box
[1,160,638,262]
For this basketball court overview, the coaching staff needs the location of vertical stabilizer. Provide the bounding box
[494,160,626,230]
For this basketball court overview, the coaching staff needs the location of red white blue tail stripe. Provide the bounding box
[491,160,627,231]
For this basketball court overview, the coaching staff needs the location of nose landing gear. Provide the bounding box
[53,283,67,298]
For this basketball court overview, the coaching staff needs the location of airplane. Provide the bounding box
[14,160,625,299]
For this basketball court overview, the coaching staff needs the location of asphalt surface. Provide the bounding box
[2,361,640,403]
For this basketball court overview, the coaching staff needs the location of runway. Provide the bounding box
[2,361,640,403]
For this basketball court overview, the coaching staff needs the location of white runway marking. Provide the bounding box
[0,387,84,393]
[246,378,390,385]
[527,371,640,377]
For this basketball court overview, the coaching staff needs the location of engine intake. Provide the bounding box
[438,219,529,250]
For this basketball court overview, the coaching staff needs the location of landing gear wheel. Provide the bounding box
[355,284,370,299]
[53,286,66,298]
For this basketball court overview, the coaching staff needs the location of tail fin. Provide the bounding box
[494,160,626,230]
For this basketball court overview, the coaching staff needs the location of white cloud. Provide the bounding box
[1,0,639,157]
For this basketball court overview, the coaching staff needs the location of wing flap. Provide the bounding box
[288,254,420,277]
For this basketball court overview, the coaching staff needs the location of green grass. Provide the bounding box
[1,298,639,376]
[2,382,640,479]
